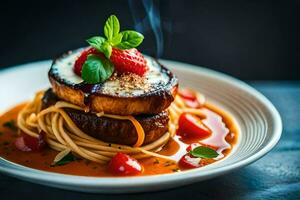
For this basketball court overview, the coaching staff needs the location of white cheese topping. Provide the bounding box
[51,50,170,97]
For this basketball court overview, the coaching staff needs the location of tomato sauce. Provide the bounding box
[0,103,238,177]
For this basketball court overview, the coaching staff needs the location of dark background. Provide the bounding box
[1,1,300,198]
[0,0,299,80]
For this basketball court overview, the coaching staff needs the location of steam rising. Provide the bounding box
[128,0,164,57]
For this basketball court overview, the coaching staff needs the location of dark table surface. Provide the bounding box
[0,81,299,200]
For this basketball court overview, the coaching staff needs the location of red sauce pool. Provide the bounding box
[0,103,238,176]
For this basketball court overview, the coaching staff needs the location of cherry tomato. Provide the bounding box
[108,153,143,176]
[183,99,200,108]
[177,113,211,139]
[179,154,202,169]
[15,136,32,152]
[15,132,46,152]
[178,89,200,108]
[186,143,201,152]
[24,132,46,151]
[178,89,197,101]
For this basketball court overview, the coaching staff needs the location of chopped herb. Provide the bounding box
[3,120,17,131]
[2,141,10,146]
[153,159,160,164]
[52,153,76,166]
[164,161,175,167]
[172,168,180,172]
[0,131,3,136]
[84,160,91,166]
[189,146,219,159]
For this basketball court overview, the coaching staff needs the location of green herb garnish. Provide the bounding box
[153,158,160,164]
[164,161,175,167]
[82,15,144,84]
[3,120,17,131]
[2,141,10,146]
[115,30,144,49]
[52,153,76,166]
[88,15,144,58]
[189,146,219,159]
[81,54,114,84]
[172,168,180,172]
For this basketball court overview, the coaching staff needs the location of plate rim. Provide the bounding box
[0,59,282,190]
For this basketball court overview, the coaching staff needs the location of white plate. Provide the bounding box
[0,60,282,193]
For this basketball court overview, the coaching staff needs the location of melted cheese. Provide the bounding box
[51,49,170,97]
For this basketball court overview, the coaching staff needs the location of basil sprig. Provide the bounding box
[81,15,144,84]
[87,15,144,59]
[189,146,219,159]
[52,152,77,166]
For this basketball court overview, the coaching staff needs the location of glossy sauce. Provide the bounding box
[0,103,238,177]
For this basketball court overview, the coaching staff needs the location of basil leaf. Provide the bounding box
[110,33,123,46]
[116,30,144,49]
[100,55,114,78]
[81,55,101,83]
[86,37,112,58]
[53,153,76,166]
[189,146,219,159]
[104,15,120,41]
[101,41,112,58]
[86,36,106,51]
[81,54,114,84]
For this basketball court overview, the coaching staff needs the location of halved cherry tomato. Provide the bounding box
[186,143,201,152]
[179,154,202,169]
[183,99,200,108]
[15,132,46,152]
[24,132,46,151]
[108,153,143,176]
[178,89,197,101]
[178,89,200,108]
[177,113,211,139]
[15,136,32,152]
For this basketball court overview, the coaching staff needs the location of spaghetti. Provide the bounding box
[17,90,206,164]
